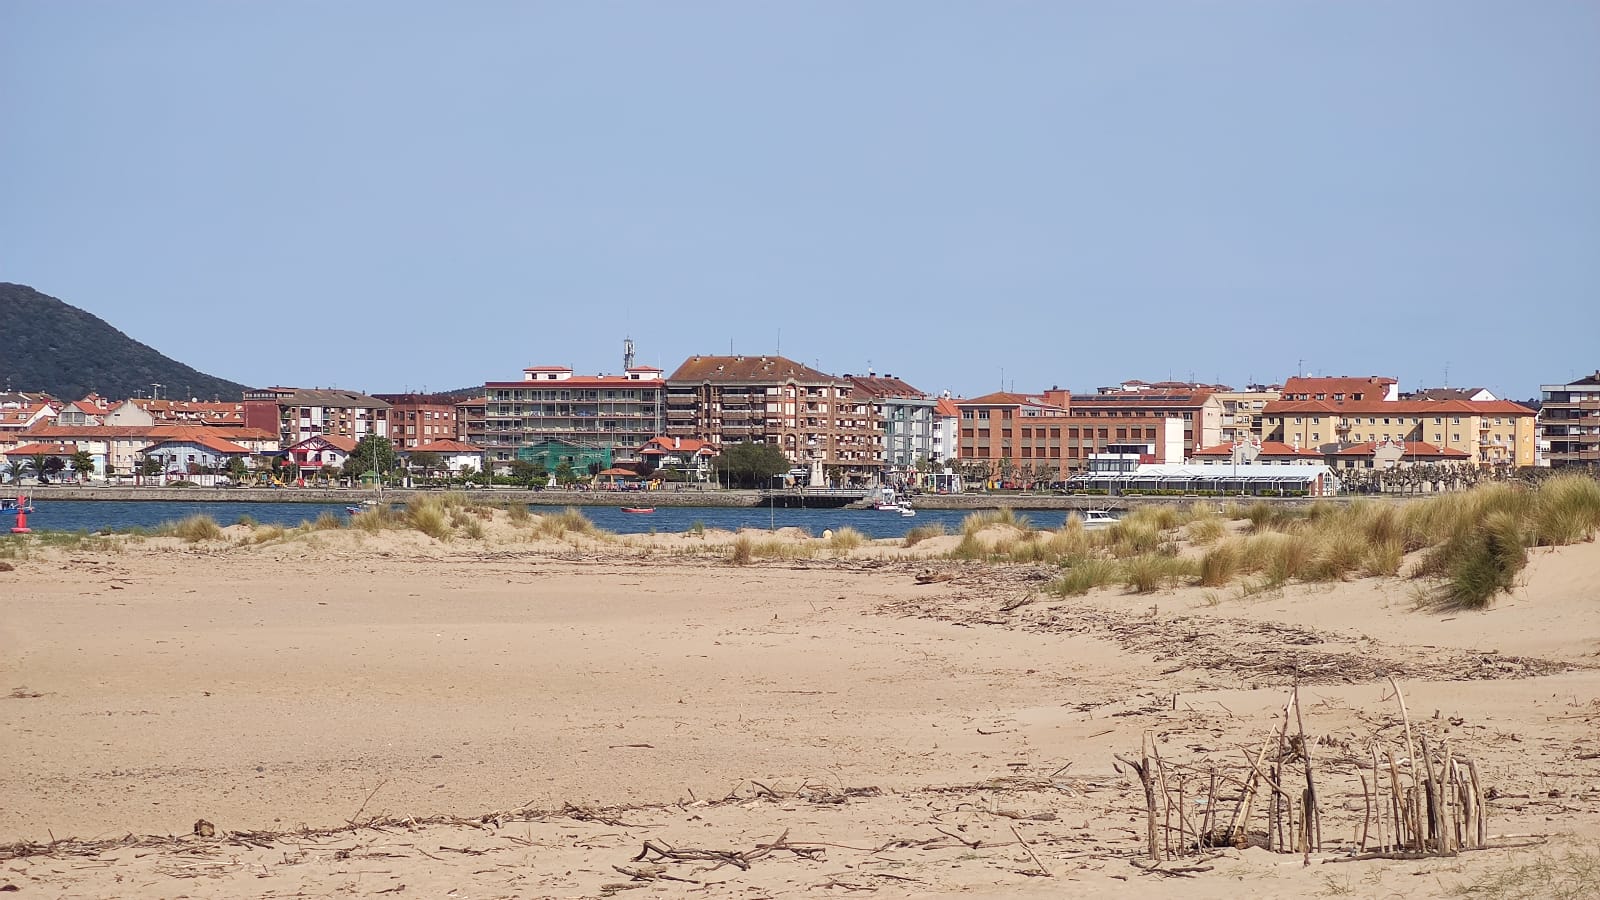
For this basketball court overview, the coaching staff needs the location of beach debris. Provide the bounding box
[192,819,216,838]
[914,570,956,584]
[1114,679,1493,866]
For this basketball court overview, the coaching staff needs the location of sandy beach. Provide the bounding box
[3,513,1598,898]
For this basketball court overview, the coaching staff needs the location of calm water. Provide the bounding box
[19,500,1084,540]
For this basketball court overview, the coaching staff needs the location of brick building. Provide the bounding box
[372,394,459,451]
[665,355,880,477]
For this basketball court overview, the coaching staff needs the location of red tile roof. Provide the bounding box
[1264,399,1535,416]
[640,435,714,455]
[668,355,838,384]
[409,439,483,453]
[845,375,926,399]
[3,442,79,456]
[143,434,252,455]
[284,434,358,452]
[934,397,961,418]
[1334,441,1470,458]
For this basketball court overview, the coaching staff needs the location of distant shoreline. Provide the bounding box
[22,485,1349,510]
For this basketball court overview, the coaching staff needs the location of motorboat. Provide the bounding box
[621,507,655,514]
[899,506,916,518]
[1077,508,1118,528]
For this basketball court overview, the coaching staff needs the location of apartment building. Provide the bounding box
[1261,399,1536,467]
[1539,370,1600,468]
[1212,386,1281,443]
[1069,386,1223,458]
[845,374,936,472]
[665,355,880,476]
[954,391,1183,481]
[24,424,280,477]
[931,396,960,467]
[242,387,390,446]
[372,394,459,451]
[463,366,664,469]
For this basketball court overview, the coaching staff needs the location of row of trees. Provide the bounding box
[1,450,98,485]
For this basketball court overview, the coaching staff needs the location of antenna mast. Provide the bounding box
[623,337,636,371]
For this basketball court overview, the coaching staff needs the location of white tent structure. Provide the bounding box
[1064,463,1339,497]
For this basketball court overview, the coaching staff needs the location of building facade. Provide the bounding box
[1069,386,1224,458]
[665,355,881,477]
[1540,371,1600,468]
[373,394,459,451]
[846,374,934,472]
[242,387,390,446]
[1261,399,1536,467]
[463,366,665,469]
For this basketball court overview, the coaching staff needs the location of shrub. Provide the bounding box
[1306,531,1366,582]
[1102,518,1160,557]
[462,518,486,540]
[1185,517,1226,546]
[728,535,753,565]
[946,532,986,560]
[1431,509,1528,609]
[1120,554,1195,593]
[1051,558,1117,596]
[962,508,1027,535]
[902,522,946,547]
[251,524,287,544]
[1197,542,1239,587]
[1363,536,1405,577]
[827,526,866,552]
[406,497,452,541]
[233,514,258,528]
[166,514,223,543]
[1532,474,1600,546]
[310,511,345,531]
[506,503,532,525]
[534,507,597,539]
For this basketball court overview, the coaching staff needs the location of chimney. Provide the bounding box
[673,437,680,450]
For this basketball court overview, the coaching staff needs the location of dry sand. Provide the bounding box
[2,518,1598,898]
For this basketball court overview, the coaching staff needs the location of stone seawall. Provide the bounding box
[31,485,1346,511]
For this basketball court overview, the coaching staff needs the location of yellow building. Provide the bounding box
[1261,399,1535,468]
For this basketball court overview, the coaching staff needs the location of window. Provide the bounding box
[1312,433,1320,441]
[1453,433,1461,442]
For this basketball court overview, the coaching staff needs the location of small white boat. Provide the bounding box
[899,507,916,518]
[1077,509,1117,528]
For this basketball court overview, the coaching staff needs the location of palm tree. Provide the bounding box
[70,449,96,483]
[28,452,50,484]
[3,459,25,485]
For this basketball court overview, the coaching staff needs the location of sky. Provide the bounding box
[3,2,1596,401]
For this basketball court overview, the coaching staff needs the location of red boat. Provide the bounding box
[621,507,655,514]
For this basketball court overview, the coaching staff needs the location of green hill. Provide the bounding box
[0,282,248,401]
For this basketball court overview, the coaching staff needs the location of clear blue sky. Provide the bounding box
[3,2,1596,400]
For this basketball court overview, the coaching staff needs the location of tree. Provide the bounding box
[70,449,96,482]
[350,434,398,478]
[2,459,25,484]
[554,460,576,486]
[714,441,789,489]
[28,452,53,483]
[408,451,443,477]
[226,456,248,484]
[138,455,163,477]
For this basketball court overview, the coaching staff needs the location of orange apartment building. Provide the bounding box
[954,390,1184,482]
[665,355,881,477]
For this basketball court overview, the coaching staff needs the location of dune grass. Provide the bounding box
[827,526,867,552]
[902,522,946,547]
[947,476,1600,607]
[534,507,598,539]
[164,514,224,543]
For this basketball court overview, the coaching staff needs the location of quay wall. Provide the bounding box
[28,486,1362,511]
